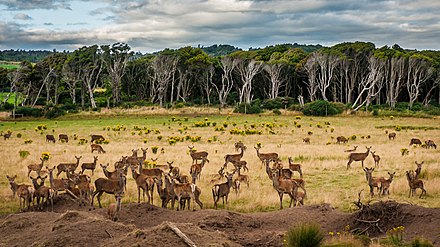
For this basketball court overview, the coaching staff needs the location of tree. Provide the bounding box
[303,53,319,102]
[315,50,340,101]
[406,55,434,108]
[213,56,238,108]
[150,54,178,107]
[236,57,263,104]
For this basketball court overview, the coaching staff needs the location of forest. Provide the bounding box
[0,41,439,117]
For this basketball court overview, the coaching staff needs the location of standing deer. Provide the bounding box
[6,175,34,211]
[91,169,126,209]
[47,166,73,196]
[254,146,279,167]
[168,161,180,178]
[2,132,12,140]
[164,174,196,211]
[406,171,427,198]
[91,144,106,154]
[30,176,54,211]
[224,142,246,167]
[388,132,396,140]
[80,156,98,176]
[229,159,249,172]
[287,157,303,178]
[212,172,234,209]
[107,190,123,222]
[414,161,424,179]
[46,134,56,143]
[188,146,209,164]
[425,140,436,149]
[370,151,381,167]
[27,158,45,177]
[129,164,150,203]
[380,172,395,196]
[270,170,298,209]
[363,167,384,197]
[56,156,82,177]
[347,146,372,169]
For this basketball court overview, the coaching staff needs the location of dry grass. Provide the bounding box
[1,109,439,213]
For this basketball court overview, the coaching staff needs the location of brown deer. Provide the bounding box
[406,170,427,198]
[164,174,196,211]
[126,148,147,167]
[224,142,246,167]
[209,166,226,184]
[90,134,105,143]
[414,161,424,179]
[409,138,422,146]
[363,167,383,197]
[101,163,125,180]
[347,146,372,169]
[47,166,73,196]
[139,164,163,180]
[129,165,151,203]
[344,146,358,152]
[168,161,180,178]
[288,157,303,178]
[56,156,82,177]
[46,134,56,143]
[6,175,34,211]
[303,137,310,144]
[2,132,12,140]
[425,140,436,149]
[229,159,249,172]
[270,170,298,209]
[27,158,45,177]
[388,132,396,140]
[233,167,250,188]
[188,145,209,164]
[380,172,395,196]
[30,176,54,211]
[336,136,348,144]
[370,151,381,167]
[80,156,98,176]
[254,146,279,167]
[91,169,126,209]
[107,190,123,222]
[58,134,69,143]
[212,172,234,209]
[114,156,128,170]
[91,144,106,154]
[154,177,173,208]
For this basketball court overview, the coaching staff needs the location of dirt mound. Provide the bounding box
[0,199,438,246]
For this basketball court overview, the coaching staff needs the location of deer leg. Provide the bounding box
[278,192,284,209]
[97,191,104,208]
[347,160,352,169]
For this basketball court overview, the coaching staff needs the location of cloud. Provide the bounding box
[0,0,71,10]
[13,13,32,20]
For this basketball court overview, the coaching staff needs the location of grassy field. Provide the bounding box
[0,108,439,214]
[0,61,19,70]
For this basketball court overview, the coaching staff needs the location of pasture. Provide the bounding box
[0,110,439,214]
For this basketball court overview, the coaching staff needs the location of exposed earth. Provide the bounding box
[0,195,439,246]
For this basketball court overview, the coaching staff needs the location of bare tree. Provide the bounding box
[236,59,263,104]
[151,54,178,107]
[303,53,319,101]
[315,51,340,101]
[385,56,407,108]
[263,62,287,99]
[406,56,433,109]
[212,56,238,108]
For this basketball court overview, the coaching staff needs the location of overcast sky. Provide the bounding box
[1,0,439,53]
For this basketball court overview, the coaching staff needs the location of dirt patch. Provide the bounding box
[0,197,438,246]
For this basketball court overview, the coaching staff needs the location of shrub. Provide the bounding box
[41,152,51,161]
[15,106,44,117]
[302,100,342,116]
[45,106,65,119]
[273,109,282,115]
[411,237,434,247]
[284,223,324,247]
[151,146,159,154]
[19,150,30,159]
[16,133,22,138]
[24,139,33,144]
[234,99,263,114]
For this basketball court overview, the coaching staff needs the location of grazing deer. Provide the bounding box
[229,159,249,172]
[347,146,372,169]
[129,165,151,203]
[56,156,82,177]
[91,144,106,154]
[27,158,45,177]
[58,134,69,143]
[2,132,12,140]
[370,151,381,167]
[288,157,303,178]
[90,134,105,143]
[224,142,246,167]
[168,161,180,178]
[409,138,422,146]
[414,161,424,179]
[254,146,279,167]
[363,167,383,197]
[80,156,98,176]
[212,172,234,209]
[388,132,396,140]
[336,136,348,144]
[380,172,395,196]
[107,190,123,222]
[91,169,126,209]
[30,176,54,211]
[303,137,310,144]
[344,146,358,152]
[6,175,34,211]
[270,170,298,209]
[406,171,427,198]
[188,145,209,164]
[425,140,436,149]
[46,134,56,143]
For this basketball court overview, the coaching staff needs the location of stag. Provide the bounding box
[347,146,372,169]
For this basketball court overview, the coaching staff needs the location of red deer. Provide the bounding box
[6,175,34,211]
[336,136,348,144]
[91,169,126,209]
[363,167,385,197]
[80,156,99,176]
[168,161,180,178]
[47,166,74,196]
[56,156,82,177]
[425,140,436,149]
[188,145,209,164]
[129,165,152,203]
[254,146,279,167]
[139,163,163,180]
[27,158,45,177]
[414,161,424,179]
[212,172,234,209]
[90,134,105,143]
[91,144,106,154]
[388,132,396,140]
[229,159,249,172]
[30,176,54,211]
[303,137,310,144]
[380,172,395,196]
[347,146,372,169]
[58,134,69,143]
[233,167,249,188]
[406,171,427,198]
[224,142,246,167]
[46,134,56,143]
[2,132,12,140]
[409,138,422,146]
[370,151,381,167]
[270,170,299,209]
[126,148,147,167]
[101,163,127,180]
[288,157,303,178]
[344,146,358,152]
[294,191,306,207]
[107,190,123,221]
[164,174,197,211]
[154,177,173,208]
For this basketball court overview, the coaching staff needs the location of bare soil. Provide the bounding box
[0,195,439,246]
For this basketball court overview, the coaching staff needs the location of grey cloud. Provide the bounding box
[0,0,71,10]
[13,13,32,20]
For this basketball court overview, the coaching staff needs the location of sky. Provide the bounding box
[0,0,439,53]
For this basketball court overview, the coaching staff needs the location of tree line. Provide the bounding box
[0,41,439,113]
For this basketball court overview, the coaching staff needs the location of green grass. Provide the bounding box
[0,63,18,69]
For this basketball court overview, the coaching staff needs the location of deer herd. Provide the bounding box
[4,130,436,222]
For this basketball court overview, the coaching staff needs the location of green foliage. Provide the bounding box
[234,99,263,114]
[44,106,65,119]
[19,150,30,159]
[302,101,342,116]
[15,107,44,117]
[262,97,295,110]
[284,223,324,247]
[411,237,434,247]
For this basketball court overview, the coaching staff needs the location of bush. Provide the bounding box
[44,106,65,119]
[284,223,324,247]
[19,150,30,159]
[302,100,342,116]
[234,100,263,114]
[15,107,44,117]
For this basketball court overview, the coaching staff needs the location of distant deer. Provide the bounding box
[347,146,372,169]
[91,169,126,209]
[91,144,106,154]
[425,140,436,149]
[270,170,299,209]
[336,136,348,144]
[2,132,12,140]
[288,157,303,178]
[6,175,34,211]
[56,156,82,177]
[188,145,209,164]
[303,137,310,144]
[224,142,246,167]
[58,134,69,143]
[409,138,422,146]
[414,161,424,179]
[344,146,358,152]
[406,170,426,198]
[370,151,381,167]
[80,156,99,176]
[46,134,56,143]
[388,132,396,140]
[380,172,395,196]
[90,134,105,143]
[27,158,45,177]
[254,146,279,167]
[212,172,234,209]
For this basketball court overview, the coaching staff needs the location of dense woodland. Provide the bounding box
[0,42,439,115]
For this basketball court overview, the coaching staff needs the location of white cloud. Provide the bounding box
[13,13,32,20]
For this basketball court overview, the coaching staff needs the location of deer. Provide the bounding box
[30,176,54,211]
[46,134,56,143]
[139,163,164,180]
[363,167,384,197]
[47,166,73,197]
[164,174,197,211]
[80,156,99,176]
[380,172,395,196]
[129,164,154,204]
[254,146,279,167]
[27,158,45,177]
[212,172,234,209]
[229,159,249,172]
[188,145,209,164]
[414,161,424,179]
[2,132,12,140]
[56,156,82,177]
[287,157,303,178]
[176,180,204,211]
[370,151,381,167]
[101,163,124,180]
[425,140,436,149]
[388,132,396,140]
[114,156,128,170]
[224,142,246,167]
[90,134,105,143]
[233,167,250,188]
[347,146,372,169]
[336,136,348,144]
[344,146,358,152]
[107,190,123,222]
[168,161,180,178]
[154,177,173,208]
[303,137,310,144]
[91,168,126,209]
[209,166,226,184]
[294,191,306,207]
[406,170,427,198]
[91,144,106,154]
[6,175,35,211]
[126,148,146,167]
[58,134,69,143]
[409,138,422,146]
[270,169,299,209]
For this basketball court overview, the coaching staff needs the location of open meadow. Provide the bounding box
[1,108,439,215]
